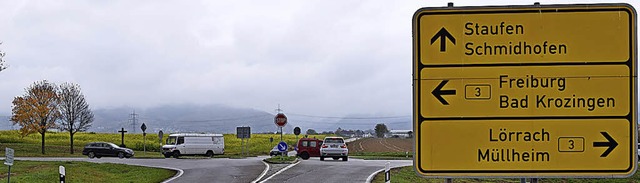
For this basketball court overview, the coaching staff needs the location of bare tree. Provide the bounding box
[58,82,94,154]
[0,42,7,72]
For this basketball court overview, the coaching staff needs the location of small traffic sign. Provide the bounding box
[274,113,287,127]
[236,126,251,139]
[277,141,288,152]
[4,147,13,166]
[140,123,147,132]
[413,3,637,177]
[293,127,301,136]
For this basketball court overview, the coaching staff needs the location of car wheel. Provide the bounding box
[206,151,214,158]
[343,156,348,161]
[300,152,310,160]
[173,151,180,159]
[332,157,339,160]
[320,156,324,161]
[88,152,95,159]
[118,152,125,159]
[96,156,102,159]
[164,154,171,158]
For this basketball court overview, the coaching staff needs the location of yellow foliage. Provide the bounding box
[10,80,60,137]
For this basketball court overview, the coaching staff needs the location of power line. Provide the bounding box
[287,113,411,119]
[172,114,272,123]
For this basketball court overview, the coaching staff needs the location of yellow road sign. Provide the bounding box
[418,119,631,176]
[420,65,630,118]
[413,3,637,177]
[417,5,631,65]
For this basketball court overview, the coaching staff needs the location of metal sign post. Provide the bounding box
[5,147,14,183]
[237,126,251,156]
[141,123,147,156]
[293,127,301,152]
[158,130,163,144]
[275,113,287,143]
[278,141,288,159]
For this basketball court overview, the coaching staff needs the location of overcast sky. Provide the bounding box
[0,0,638,117]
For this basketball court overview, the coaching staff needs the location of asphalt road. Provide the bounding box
[16,157,266,183]
[263,157,412,183]
[15,155,412,183]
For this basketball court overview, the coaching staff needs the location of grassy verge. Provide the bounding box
[0,160,176,183]
[372,166,640,183]
[350,152,413,160]
[264,156,297,164]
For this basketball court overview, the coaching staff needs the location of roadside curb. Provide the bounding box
[366,168,386,183]
[155,165,184,183]
[366,164,411,183]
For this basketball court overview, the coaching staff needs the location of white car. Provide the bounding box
[320,137,348,161]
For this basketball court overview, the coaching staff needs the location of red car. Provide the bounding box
[296,138,323,160]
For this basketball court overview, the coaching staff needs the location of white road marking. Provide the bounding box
[251,160,270,183]
[258,160,301,183]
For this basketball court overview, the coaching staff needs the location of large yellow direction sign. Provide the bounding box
[413,4,637,177]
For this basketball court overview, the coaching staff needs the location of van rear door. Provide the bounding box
[212,136,223,154]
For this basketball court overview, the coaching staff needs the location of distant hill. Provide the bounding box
[90,104,275,134]
[0,104,412,134]
[91,105,412,134]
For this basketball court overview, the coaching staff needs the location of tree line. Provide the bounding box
[11,80,94,154]
[304,123,391,138]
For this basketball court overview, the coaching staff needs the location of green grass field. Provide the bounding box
[0,130,328,157]
[372,166,640,183]
[0,160,176,183]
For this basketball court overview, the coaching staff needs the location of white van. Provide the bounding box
[162,133,224,158]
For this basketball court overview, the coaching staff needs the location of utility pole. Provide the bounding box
[130,110,138,133]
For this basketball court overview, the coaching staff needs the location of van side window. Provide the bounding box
[310,141,317,147]
[302,141,308,147]
[212,137,221,144]
[177,137,184,145]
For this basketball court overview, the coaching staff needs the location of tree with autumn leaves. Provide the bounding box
[11,80,60,154]
[11,80,94,154]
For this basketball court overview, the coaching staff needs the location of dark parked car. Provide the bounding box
[82,142,134,159]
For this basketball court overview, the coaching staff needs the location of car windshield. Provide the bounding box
[107,143,119,148]
[324,138,344,143]
[166,136,177,145]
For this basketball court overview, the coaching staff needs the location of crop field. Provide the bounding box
[348,138,413,153]
[0,130,328,157]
